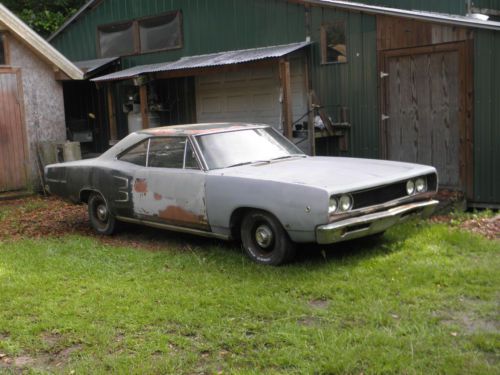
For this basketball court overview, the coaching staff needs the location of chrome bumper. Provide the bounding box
[316,200,439,245]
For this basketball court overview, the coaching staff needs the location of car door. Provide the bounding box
[130,136,210,231]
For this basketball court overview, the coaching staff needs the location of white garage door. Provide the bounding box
[195,58,307,133]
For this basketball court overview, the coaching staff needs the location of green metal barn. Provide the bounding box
[48,0,500,207]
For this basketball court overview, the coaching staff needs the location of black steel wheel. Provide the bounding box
[88,192,116,235]
[240,210,296,265]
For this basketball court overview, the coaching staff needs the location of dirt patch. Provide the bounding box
[442,313,499,334]
[309,298,330,309]
[0,196,225,252]
[430,213,500,241]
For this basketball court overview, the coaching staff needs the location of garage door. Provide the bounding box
[195,58,307,132]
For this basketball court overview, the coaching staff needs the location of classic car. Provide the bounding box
[45,123,439,265]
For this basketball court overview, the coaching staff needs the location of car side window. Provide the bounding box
[118,140,148,166]
[148,137,187,169]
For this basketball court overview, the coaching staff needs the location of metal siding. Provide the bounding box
[474,29,500,204]
[310,7,379,158]
[51,0,306,64]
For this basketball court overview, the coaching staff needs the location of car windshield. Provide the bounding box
[196,127,305,170]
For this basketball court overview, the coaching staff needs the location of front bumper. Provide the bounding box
[316,199,439,244]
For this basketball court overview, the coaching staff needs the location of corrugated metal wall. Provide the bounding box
[309,7,379,158]
[51,0,306,66]
[473,29,500,204]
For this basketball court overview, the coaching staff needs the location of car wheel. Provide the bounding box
[240,210,296,265]
[88,192,116,235]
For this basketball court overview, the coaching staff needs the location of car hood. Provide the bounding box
[211,156,436,194]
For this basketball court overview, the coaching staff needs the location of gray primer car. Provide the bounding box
[45,123,439,265]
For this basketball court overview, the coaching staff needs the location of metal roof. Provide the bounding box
[0,4,84,80]
[309,0,500,30]
[92,41,311,82]
[73,57,119,77]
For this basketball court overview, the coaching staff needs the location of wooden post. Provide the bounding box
[303,50,315,156]
[139,84,149,129]
[279,58,293,139]
[106,84,117,141]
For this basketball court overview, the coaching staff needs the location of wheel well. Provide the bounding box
[80,189,98,204]
[230,207,282,240]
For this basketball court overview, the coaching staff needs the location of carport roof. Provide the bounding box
[91,41,311,82]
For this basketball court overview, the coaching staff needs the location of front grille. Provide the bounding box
[351,173,437,210]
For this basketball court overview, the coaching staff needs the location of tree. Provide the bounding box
[2,0,87,37]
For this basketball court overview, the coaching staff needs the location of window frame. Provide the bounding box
[320,21,348,65]
[97,10,183,58]
[117,136,202,170]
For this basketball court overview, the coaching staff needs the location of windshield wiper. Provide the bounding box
[270,154,306,161]
[226,160,271,168]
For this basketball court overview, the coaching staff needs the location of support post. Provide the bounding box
[106,84,117,141]
[279,58,293,139]
[139,84,149,129]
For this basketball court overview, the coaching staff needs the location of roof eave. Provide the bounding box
[304,0,500,31]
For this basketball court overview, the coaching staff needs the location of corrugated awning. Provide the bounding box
[92,41,311,82]
[74,57,119,78]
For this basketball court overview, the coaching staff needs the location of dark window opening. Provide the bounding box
[148,137,186,169]
[0,33,6,65]
[119,140,148,166]
[321,22,347,64]
[139,12,182,52]
[98,11,182,57]
[98,22,135,58]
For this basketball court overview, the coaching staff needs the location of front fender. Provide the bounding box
[205,175,328,240]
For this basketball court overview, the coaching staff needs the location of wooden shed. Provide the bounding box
[0,4,83,193]
[48,0,500,207]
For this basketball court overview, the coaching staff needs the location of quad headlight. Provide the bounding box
[406,180,415,195]
[415,177,427,193]
[328,194,353,214]
[328,196,338,214]
[339,194,353,211]
[406,177,427,195]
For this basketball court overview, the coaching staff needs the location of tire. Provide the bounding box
[240,210,296,265]
[88,192,117,235]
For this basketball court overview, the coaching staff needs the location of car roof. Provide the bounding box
[139,122,268,136]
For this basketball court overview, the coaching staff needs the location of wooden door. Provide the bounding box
[0,69,27,192]
[381,43,467,190]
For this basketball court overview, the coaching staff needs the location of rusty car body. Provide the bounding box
[45,123,439,265]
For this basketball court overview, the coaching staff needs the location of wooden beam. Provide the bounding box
[279,58,293,139]
[106,84,117,141]
[139,84,149,129]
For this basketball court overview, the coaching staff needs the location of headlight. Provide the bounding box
[328,197,338,214]
[406,180,415,195]
[339,194,353,211]
[415,177,427,193]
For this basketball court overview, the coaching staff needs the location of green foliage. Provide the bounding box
[2,0,87,36]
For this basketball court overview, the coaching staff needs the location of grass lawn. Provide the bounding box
[0,199,498,374]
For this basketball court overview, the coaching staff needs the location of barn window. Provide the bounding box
[98,22,135,58]
[139,12,182,53]
[321,22,347,64]
[98,11,182,58]
[0,33,6,65]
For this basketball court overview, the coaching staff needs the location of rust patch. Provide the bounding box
[134,179,148,193]
[158,206,207,225]
[154,193,162,201]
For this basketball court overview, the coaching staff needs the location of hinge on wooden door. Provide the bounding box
[380,71,389,79]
